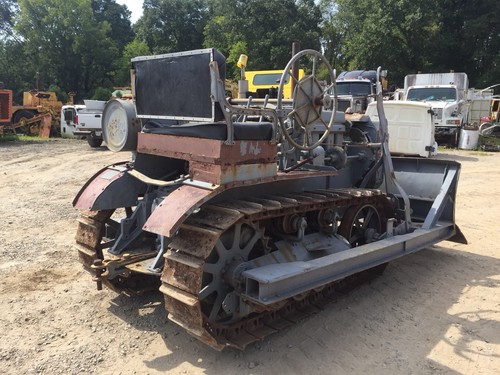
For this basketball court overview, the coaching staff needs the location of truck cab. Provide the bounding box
[404,73,469,146]
[73,100,106,147]
[335,70,379,113]
[245,69,304,99]
[60,104,85,138]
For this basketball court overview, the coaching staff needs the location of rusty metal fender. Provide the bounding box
[73,162,147,210]
[143,184,223,238]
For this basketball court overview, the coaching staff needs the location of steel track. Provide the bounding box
[75,188,394,350]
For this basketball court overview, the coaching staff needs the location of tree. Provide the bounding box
[435,0,500,87]
[47,84,68,102]
[135,0,208,54]
[0,39,35,103]
[115,39,151,86]
[321,0,499,87]
[0,0,18,37]
[91,86,113,100]
[329,0,441,85]
[204,0,322,78]
[319,1,345,69]
[92,0,134,51]
[16,0,119,99]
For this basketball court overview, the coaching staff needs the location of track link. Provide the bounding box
[75,209,160,294]
[160,188,393,350]
[75,209,114,273]
[75,188,393,349]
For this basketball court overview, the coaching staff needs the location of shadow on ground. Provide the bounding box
[104,243,499,374]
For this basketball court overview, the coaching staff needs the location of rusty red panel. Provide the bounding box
[221,140,276,164]
[143,184,222,237]
[137,132,276,165]
[73,168,126,210]
[190,161,277,184]
[38,114,52,138]
[0,90,12,123]
[138,132,223,163]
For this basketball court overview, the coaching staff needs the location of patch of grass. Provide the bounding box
[17,135,61,142]
[469,150,495,156]
[439,145,496,156]
[0,133,19,142]
[0,133,64,143]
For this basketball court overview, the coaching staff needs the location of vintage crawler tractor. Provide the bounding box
[73,48,466,350]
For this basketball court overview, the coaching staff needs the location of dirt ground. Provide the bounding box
[0,138,499,375]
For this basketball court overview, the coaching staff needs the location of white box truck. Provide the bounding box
[403,72,469,146]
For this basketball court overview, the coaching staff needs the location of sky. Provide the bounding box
[116,0,144,24]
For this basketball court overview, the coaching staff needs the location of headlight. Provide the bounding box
[444,103,459,117]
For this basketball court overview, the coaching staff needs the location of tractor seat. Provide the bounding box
[142,119,273,141]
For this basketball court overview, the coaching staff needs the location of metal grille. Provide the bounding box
[337,99,351,112]
[433,107,443,120]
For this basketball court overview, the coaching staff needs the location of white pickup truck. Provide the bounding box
[60,104,85,138]
[72,100,105,147]
[61,100,107,147]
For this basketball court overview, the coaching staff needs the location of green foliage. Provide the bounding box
[0,134,19,142]
[92,0,134,50]
[0,39,34,103]
[433,0,500,87]
[0,134,61,142]
[91,87,112,101]
[327,0,441,85]
[47,84,68,103]
[9,0,132,101]
[204,0,321,77]
[0,0,18,36]
[135,0,208,54]
[322,0,500,88]
[319,0,344,70]
[0,0,499,101]
[115,39,151,86]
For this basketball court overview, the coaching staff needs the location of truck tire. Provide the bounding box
[87,133,103,148]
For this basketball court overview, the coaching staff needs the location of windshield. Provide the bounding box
[407,87,457,102]
[252,73,288,85]
[336,82,371,96]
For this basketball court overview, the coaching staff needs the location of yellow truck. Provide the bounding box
[245,69,304,99]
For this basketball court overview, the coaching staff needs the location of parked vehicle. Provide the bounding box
[245,69,304,99]
[467,88,494,125]
[335,70,387,114]
[73,100,106,147]
[73,48,465,350]
[490,97,500,124]
[403,72,469,146]
[0,87,64,137]
[60,104,85,138]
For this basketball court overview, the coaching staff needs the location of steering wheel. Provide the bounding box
[277,49,337,151]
